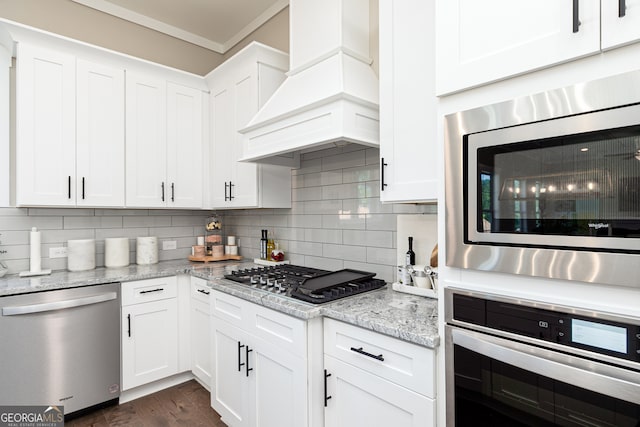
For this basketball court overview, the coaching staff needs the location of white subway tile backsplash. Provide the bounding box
[0,216,63,230]
[292,186,323,202]
[342,164,379,184]
[365,214,398,231]
[287,240,323,257]
[123,216,172,228]
[322,183,367,200]
[63,216,123,229]
[342,198,393,215]
[321,213,366,230]
[322,243,367,262]
[343,230,393,248]
[289,214,322,229]
[303,170,343,187]
[366,246,397,265]
[321,150,366,171]
[304,256,344,271]
[305,228,342,244]
[0,207,211,274]
[303,200,342,215]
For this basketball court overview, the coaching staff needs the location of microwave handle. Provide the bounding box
[450,327,640,405]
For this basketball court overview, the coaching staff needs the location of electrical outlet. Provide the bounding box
[162,240,177,250]
[49,247,68,258]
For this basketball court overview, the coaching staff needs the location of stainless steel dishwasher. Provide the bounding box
[0,282,121,416]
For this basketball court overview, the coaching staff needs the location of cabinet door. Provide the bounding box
[191,297,211,387]
[125,72,167,207]
[122,298,178,390]
[379,0,437,203]
[250,335,307,427]
[229,72,258,208]
[16,43,76,206]
[76,59,125,207]
[435,0,600,95]
[210,85,235,207]
[602,0,640,49]
[324,355,435,427]
[167,82,203,208]
[211,318,251,427]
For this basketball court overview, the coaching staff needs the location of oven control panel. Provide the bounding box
[451,293,640,363]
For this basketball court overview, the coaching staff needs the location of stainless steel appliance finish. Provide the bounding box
[444,69,640,288]
[224,264,386,304]
[0,283,121,415]
[445,288,640,426]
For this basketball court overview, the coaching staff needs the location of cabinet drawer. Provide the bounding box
[122,276,177,306]
[324,318,435,398]
[191,277,211,304]
[250,303,306,358]
[210,290,248,325]
[211,290,307,358]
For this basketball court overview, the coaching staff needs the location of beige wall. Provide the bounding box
[0,1,380,76]
[223,7,289,60]
[0,0,289,75]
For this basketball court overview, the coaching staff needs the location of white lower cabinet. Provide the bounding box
[121,277,179,391]
[191,277,212,388]
[210,290,308,427]
[323,318,436,427]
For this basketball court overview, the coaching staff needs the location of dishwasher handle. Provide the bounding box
[2,292,118,316]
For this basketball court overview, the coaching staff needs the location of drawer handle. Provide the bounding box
[246,346,253,377]
[572,0,580,33]
[324,369,332,407]
[350,346,384,362]
[381,158,388,191]
[127,313,131,337]
[197,288,210,295]
[238,341,245,372]
[139,288,164,294]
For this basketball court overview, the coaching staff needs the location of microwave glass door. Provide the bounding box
[466,104,640,252]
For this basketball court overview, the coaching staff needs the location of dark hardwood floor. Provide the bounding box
[66,380,226,427]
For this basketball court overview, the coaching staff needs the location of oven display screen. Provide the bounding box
[572,319,627,354]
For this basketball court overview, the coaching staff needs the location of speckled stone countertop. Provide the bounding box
[0,260,440,348]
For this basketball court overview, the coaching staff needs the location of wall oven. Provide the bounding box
[445,70,640,288]
[445,287,640,427]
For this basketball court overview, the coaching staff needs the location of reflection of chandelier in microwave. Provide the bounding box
[499,170,612,200]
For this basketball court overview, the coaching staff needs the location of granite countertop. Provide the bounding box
[0,260,440,348]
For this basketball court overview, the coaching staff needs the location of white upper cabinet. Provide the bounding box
[205,43,292,209]
[16,44,125,207]
[125,72,168,208]
[126,74,204,208]
[379,0,438,203]
[16,43,77,206]
[436,0,601,95]
[602,0,640,49]
[76,59,125,207]
[166,82,203,209]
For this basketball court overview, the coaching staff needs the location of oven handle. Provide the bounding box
[450,327,640,405]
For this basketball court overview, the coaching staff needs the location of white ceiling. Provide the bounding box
[70,0,289,54]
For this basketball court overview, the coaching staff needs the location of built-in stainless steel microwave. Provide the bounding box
[445,71,640,288]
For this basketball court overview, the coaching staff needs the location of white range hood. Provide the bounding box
[239,0,379,166]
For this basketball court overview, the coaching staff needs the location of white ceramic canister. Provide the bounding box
[67,239,96,272]
[136,236,158,265]
[105,237,130,268]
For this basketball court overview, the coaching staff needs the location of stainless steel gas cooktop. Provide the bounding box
[224,264,386,304]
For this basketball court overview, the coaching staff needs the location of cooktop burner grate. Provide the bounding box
[224,264,386,304]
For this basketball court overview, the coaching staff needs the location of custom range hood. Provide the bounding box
[239,0,379,166]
